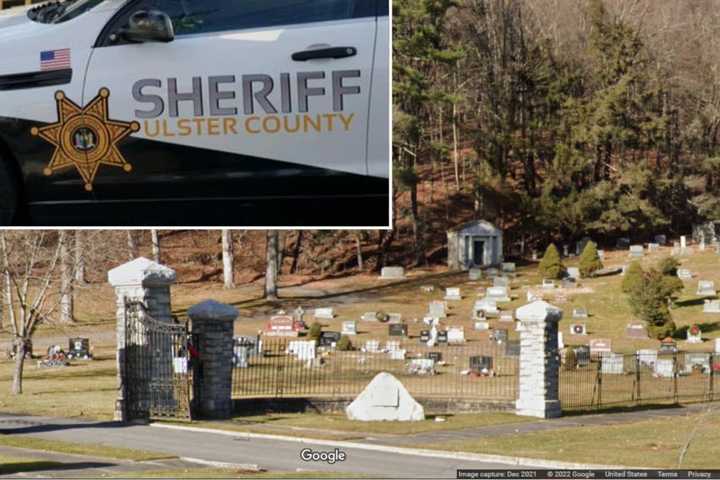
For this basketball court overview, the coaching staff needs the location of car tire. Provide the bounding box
[0,154,17,225]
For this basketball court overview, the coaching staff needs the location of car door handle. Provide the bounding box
[291,47,357,61]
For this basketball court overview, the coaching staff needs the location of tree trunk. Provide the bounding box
[74,230,85,284]
[151,230,161,263]
[355,234,363,271]
[59,232,74,324]
[127,231,138,260]
[265,231,279,300]
[290,231,303,274]
[11,339,25,395]
[221,230,235,289]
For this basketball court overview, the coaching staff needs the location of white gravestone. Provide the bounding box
[590,338,612,358]
[474,320,490,331]
[566,267,580,280]
[420,285,434,293]
[314,308,335,319]
[474,298,498,316]
[502,262,516,273]
[468,268,482,281]
[572,308,588,319]
[486,286,510,302]
[558,331,564,349]
[715,338,720,353]
[444,287,462,301]
[629,245,644,258]
[597,250,605,260]
[648,243,659,252]
[364,340,380,353]
[686,326,702,344]
[428,301,447,319]
[654,359,675,378]
[637,349,657,367]
[342,321,358,336]
[288,341,316,361]
[447,327,465,344]
[705,300,720,314]
[345,372,425,421]
[493,276,510,288]
[388,313,403,324]
[697,281,716,296]
[677,268,692,280]
[601,353,624,374]
[542,279,555,289]
[361,312,377,322]
[408,358,435,375]
[389,349,406,360]
[380,267,405,279]
[499,312,514,323]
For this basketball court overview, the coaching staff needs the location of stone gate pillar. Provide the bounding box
[108,257,176,422]
[515,300,562,418]
[188,300,237,419]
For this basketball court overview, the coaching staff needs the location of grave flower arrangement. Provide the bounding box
[689,324,701,336]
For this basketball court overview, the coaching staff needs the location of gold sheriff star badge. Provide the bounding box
[31,88,140,192]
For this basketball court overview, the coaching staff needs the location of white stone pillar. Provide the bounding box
[108,257,177,422]
[515,300,562,418]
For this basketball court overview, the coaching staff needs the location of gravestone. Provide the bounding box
[597,250,605,261]
[486,268,500,277]
[388,313,403,324]
[715,338,720,353]
[447,327,465,344]
[563,245,570,257]
[388,324,408,337]
[380,267,405,280]
[569,323,587,335]
[233,345,249,368]
[469,356,493,375]
[342,321,358,336]
[474,319,490,331]
[502,262,516,273]
[697,280,716,296]
[589,338,612,359]
[407,358,435,375]
[288,340,316,361]
[574,346,590,367]
[493,276,510,288]
[389,349,406,360]
[532,251,538,261]
[681,235,687,250]
[420,285,434,293]
[659,337,678,354]
[625,322,648,339]
[364,340,380,352]
[444,287,462,301]
[491,328,509,344]
[426,352,442,362]
[361,312,377,322]
[468,268,483,281]
[686,326,702,344]
[385,340,401,352]
[542,279,555,289]
[677,268,692,280]
[566,267,580,280]
[684,353,710,374]
[428,301,447,319]
[319,331,341,347]
[637,349,657,367]
[572,307,588,319]
[499,312,514,323]
[648,243,659,252]
[314,308,335,319]
[437,330,448,343]
[505,340,520,357]
[486,286,510,302]
[419,330,431,342]
[600,353,624,375]
[345,373,425,421]
[629,245,644,258]
[703,300,720,313]
[654,234,667,245]
[293,306,305,325]
[264,315,302,337]
[654,359,675,378]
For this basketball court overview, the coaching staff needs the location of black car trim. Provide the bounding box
[0,69,72,91]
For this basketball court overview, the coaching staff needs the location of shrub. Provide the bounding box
[375,311,390,323]
[538,243,565,280]
[578,241,603,278]
[308,322,323,341]
[336,335,353,351]
[621,261,644,293]
[658,256,680,276]
[563,348,577,371]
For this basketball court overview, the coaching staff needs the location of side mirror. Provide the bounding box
[121,10,174,43]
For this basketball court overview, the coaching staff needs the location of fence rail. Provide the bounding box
[232,337,519,401]
[560,352,720,410]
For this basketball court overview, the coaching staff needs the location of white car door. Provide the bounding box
[82,0,378,198]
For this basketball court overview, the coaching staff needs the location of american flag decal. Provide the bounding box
[40,49,71,71]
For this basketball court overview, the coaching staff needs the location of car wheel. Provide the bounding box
[0,154,17,225]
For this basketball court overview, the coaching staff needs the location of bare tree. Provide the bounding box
[151,230,161,263]
[355,233,364,271]
[265,231,279,300]
[59,231,74,324]
[74,230,86,284]
[221,230,235,289]
[126,231,139,260]
[0,232,64,395]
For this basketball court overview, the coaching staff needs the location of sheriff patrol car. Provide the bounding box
[0,0,389,226]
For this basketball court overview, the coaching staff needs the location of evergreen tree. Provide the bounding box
[621,261,644,293]
[627,269,677,339]
[538,244,565,280]
[578,241,603,277]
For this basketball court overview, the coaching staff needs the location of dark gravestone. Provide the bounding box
[470,356,493,373]
[319,331,342,347]
[491,329,508,343]
[67,338,92,360]
[574,346,591,367]
[505,340,520,357]
[419,330,430,342]
[426,351,442,362]
[437,331,448,344]
[388,324,408,337]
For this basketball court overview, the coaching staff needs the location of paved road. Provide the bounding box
[0,413,529,478]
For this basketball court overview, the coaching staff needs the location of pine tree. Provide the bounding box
[538,244,565,280]
[578,241,603,278]
[627,269,677,339]
[621,261,644,293]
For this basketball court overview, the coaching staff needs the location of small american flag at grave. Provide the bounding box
[41,49,71,71]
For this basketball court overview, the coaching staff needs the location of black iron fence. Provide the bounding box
[560,351,720,410]
[231,337,519,401]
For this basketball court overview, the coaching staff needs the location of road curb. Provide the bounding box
[152,423,641,470]
[180,456,263,471]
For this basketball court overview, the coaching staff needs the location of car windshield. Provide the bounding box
[27,0,108,24]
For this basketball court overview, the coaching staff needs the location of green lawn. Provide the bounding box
[0,435,172,461]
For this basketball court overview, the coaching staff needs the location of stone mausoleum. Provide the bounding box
[447,220,503,270]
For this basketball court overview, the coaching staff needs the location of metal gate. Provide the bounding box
[124,301,193,421]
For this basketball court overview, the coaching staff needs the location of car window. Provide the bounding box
[114,0,371,38]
